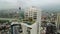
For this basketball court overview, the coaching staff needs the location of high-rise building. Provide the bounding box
[22,6,41,34]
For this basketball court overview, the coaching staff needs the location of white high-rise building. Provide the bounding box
[24,7,40,21]
[21,6,41,34]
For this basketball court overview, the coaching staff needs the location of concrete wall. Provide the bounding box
[30,23,38,34]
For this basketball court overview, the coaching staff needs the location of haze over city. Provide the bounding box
[0,0,60,12]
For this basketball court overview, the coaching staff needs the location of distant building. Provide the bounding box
[57,13,60,30]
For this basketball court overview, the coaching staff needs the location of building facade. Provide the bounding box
[24,7,40,21]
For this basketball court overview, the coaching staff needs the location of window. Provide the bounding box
[25,14,28,16]
[34,17,37,19]
[33,16,37,19]
[33,16,37,17]
[34,13,37,15]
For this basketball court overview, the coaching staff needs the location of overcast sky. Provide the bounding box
[0,0,60,10]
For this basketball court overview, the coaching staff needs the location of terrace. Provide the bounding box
[22,17,36,25]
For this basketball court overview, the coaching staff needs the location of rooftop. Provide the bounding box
[23,18,36,25]
[0,18,19,22]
